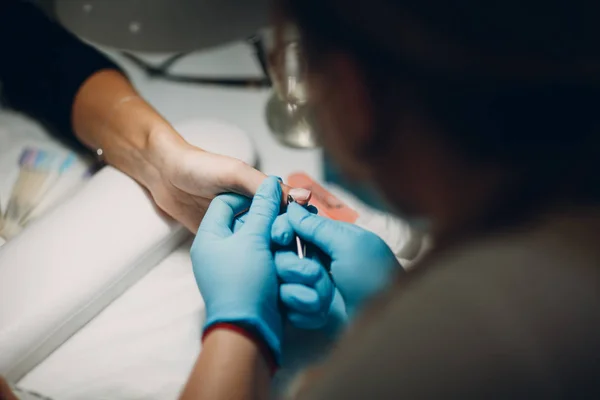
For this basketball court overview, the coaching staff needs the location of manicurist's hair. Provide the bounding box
[280,0,600,209]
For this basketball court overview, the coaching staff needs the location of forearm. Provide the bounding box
[71,69,187,188]
[180,328,272,400]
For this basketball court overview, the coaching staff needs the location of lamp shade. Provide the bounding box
[52,0,270,52]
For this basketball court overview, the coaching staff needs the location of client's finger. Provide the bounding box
[227,163,311,207]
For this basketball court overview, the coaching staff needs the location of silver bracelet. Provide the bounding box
[95,147,105,163]
[94,95,142,162]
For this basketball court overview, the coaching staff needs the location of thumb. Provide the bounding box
[221,160,311,208]
[243,176,282,235]
[198,193,251,238]
[287,203,345,257]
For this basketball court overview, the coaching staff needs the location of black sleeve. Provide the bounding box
[0,0,124,147]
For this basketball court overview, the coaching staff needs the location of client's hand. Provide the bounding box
[147,133,310,232]
[190,176,284,363]
[272,203,403,319]
[71,70,310,233]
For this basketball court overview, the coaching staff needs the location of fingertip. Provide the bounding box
[287,204,337,253]
[287,201,310,217]
[198,193,249,238]
[287,202,314,230]
[215,193,252,214]
[271,215,293,245]
[289,187,312,203]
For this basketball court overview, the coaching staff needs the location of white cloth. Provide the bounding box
[14,187,420,400]
[0,111,79,217]
[16,236,343,400]
[18,240,202,400]
[0,118,256,383]
[0,165,188,381]
[1,115,417,399]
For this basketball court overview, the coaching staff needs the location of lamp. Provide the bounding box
[46,0,319,148]
[50,0,270,53]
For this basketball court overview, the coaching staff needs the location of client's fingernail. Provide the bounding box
[275,176,283,182]
[289,188,311,201]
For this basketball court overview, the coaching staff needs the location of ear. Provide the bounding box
[310,53,375,180]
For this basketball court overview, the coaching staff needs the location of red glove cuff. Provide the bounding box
[202,322,279,376]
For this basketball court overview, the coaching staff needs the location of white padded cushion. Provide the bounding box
[0,119,256,381]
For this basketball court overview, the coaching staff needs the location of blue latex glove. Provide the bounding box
[272,203,402,319]
[237,202,337,330]
[191,176,283,363]
[274,248,336,329]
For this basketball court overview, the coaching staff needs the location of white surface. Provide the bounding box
[5,43,322,398]
[19,241,202,400]
[0,166,188,381]
[17,238,344,400]
[0,115,257,386]
[13,183,420,400]
[0,113,76,216]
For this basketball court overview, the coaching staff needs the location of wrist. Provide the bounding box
[204,305,283,366]
[72,69,188,190]
[138,123,192,186]
[203,322,279,376]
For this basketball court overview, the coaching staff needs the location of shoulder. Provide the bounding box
[424,207,600,299]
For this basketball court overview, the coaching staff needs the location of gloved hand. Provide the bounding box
[272,203,402,320]
[191,176,284,363]
[235,203,337,330]
[231,205,346,370]
[273,247,336,329]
